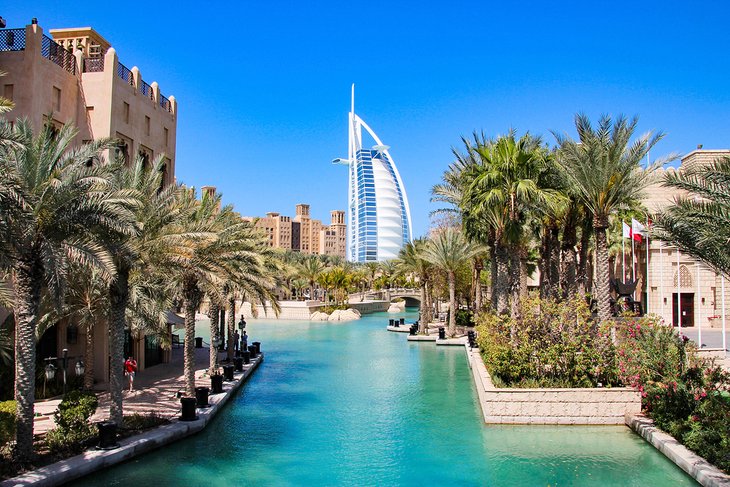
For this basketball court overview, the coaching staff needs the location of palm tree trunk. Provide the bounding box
[520,252,529,300]
[84,324,95,390]
[548,224,561,299]
[183,278,198,398]
[226,294,235,361]
[448,271,456,337]
[578,216,592,295]
[539,229,551,299]
[418,284,427,334]
[489,244,497,310]
[108,265,129,427]
[12,262,41,462]
[561,216,578,298]
[473,257,483,312]
[494,244,509,315]
[509,248,521,319]
[594,219,612,323]
[207,302,219,376]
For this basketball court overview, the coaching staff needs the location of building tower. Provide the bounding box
[334,85,412,262]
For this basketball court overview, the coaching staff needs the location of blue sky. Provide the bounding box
[5,2,730,238]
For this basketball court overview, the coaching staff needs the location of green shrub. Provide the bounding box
[123,412,169,431]
[0,400,16,446]
[45,391,98,454]
[476,293,618,388]
[455,309,474,328]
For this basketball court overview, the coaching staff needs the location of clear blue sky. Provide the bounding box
[5,2,730,238]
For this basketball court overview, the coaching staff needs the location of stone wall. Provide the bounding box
[466,346,641,425]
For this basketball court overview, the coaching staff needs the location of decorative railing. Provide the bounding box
[41,35,76,75]
[116,61,134,86]
[0,29,26,51]
[140,79,154,100]
[159,93,172,112]
[83,57,104,73]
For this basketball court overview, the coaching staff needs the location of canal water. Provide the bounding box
[72,309,695,486]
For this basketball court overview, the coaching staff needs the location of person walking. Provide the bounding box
[124,356,137,392]
[234,330,240,352]
[241,331,248,351]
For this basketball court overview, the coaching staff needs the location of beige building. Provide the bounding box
[1,22,177,186]
[0,21,179,384]
[243,204,347,259]
[638,149,730,334]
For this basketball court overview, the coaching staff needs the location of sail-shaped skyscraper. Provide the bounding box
[333,85,412,262]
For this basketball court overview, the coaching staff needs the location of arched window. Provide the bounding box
[673,265,693,288]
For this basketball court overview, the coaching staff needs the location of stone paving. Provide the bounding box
[33,346,229,434]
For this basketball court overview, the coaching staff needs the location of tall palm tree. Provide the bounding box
[422,228,482,337]
[397,239,433,333]
[104,154,187,426]
[554,114,670,322]
[170,190,279,397]
[0,120,135,461]
[464,131,562,317]
[654,156,730,277]
[298,256,325,301]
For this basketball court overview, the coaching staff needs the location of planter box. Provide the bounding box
[466,346,641,425]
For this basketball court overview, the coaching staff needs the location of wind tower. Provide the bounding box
[333,85,412,262]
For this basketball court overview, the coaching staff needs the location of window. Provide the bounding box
[3,84,12,102]
[53,86,61,111]
[123,102,130,123]
[164,127,169,147]
[145,116,150,136]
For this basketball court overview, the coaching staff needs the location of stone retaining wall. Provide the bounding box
[466,345,641,424]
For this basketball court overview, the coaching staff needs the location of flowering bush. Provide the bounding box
[476,294,619,388]
[615,315,730,472]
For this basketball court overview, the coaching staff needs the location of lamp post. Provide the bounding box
[43,359,57,398]
[61,348,69,396]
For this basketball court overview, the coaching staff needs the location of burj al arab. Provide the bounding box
[332,85,413,262]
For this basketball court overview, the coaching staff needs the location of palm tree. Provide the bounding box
[422,228,482,337]
[397,239,433,333]
[298,256,325,301]
[654,157,730,277]
[465,131,562,318]
[104,154,187,426]
[0,120,135,461]
[554,114,670,322]
[170,190,279,397]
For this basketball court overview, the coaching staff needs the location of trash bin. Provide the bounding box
[438,327,446,340]
[248,345,257,359]
[234,357,243,372]
[242,350,251,364]
[223,364,234,381]
[180,397,198,421]
[252,342,261,355]
[195,386,210,408]
[195,337,203,348]
[97,421,119,450]
[211,374,223,394]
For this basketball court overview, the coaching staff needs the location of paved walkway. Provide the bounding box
[34,346,230,434]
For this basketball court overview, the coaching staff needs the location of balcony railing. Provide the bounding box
[41,34,76,75]
[117,61,134,86]
[83,57,104,73]
[0,28,26,51]
[159,93,172,112]
[140,79,154,100]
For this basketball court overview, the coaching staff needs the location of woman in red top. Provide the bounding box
[124,357,137,392]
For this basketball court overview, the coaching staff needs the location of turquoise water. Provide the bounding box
[73,310,695,486]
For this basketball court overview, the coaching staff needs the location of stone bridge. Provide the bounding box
[358,289,422,308]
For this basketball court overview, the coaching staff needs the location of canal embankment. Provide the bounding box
[1,354,263,487]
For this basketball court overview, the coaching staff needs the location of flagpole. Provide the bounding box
[659,242,664,317]
[722,275,727,352]
[696,262,702,348]
[646,217,650,314]
[622,232,626,282]
[631,233,636,297]
[677,248,682,332]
